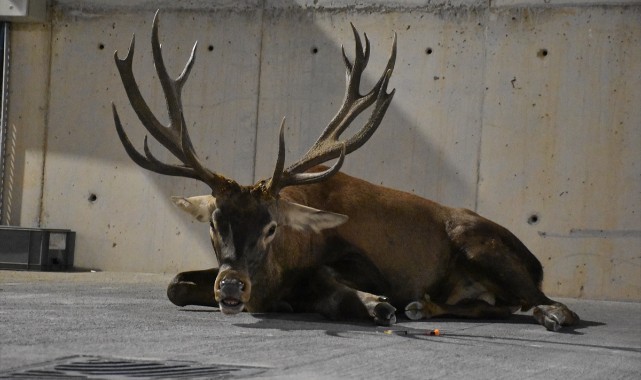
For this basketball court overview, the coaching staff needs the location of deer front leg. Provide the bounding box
[167,268,219,307]
[355,290,398,325]
[324,287,397,326]
[301,267,397,325]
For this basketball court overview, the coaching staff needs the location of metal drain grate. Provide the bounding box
[0,355,268,379]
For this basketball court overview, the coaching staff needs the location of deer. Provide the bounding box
[112,11,579,331]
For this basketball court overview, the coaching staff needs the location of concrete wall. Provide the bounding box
[2,0,640,301]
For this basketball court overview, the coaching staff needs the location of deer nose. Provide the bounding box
[220,278,245,292]
[214,269,252,304]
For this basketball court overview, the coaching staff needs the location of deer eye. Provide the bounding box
[262,222,278,245]
[261,222,278,247]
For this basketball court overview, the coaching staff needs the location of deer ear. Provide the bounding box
[276,199,348,233]
[171,195,216,223]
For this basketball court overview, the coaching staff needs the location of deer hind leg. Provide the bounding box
[405,294,514,321]
[451,226,580,331]
[466,253,580,331]
[532,302,579,332]
[167,268,219,307]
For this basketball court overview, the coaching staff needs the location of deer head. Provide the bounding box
[112,11,396,314]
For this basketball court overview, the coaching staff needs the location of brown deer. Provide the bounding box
[112,12,579,331]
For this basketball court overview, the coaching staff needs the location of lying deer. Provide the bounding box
[112,12,579,331]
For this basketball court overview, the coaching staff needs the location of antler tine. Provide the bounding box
[151,10,195,148]
[267,118,287,193]
[267,25,396,195]
[113,103,201,179]
[265,117,347,197]
[112,36,200,180]
[114,32,185,161]
[113,10,238,197]
[321,26,397,154]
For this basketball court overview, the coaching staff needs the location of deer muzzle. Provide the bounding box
[214,269,252,315]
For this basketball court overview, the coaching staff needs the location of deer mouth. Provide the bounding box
[219,297,244,314]
[214,271,251,315]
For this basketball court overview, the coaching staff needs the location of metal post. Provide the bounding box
[0,22,10,225]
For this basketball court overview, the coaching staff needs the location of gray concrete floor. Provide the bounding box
[1,270,640,379]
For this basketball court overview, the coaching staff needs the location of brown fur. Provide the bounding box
[169,167,580,330]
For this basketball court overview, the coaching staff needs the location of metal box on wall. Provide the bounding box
[0,226,75,271]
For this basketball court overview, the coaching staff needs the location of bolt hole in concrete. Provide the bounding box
[98,43,105,50]
[537,48,548,58]
[311,46,319,54]
[426,47,433,55]
[208,44,214,51]
[527,213,540,225]
[88,193,98,203]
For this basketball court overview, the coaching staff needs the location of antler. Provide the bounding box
[266,24,397,196]
[113,12,396,200]
[112,10,238,198]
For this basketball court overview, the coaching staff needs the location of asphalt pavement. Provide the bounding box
[1,270,639,379]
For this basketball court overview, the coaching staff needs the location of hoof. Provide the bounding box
[405,295,437,320]
[404,301,425,320]
[374,302,397,326]
[533,304,580,331]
